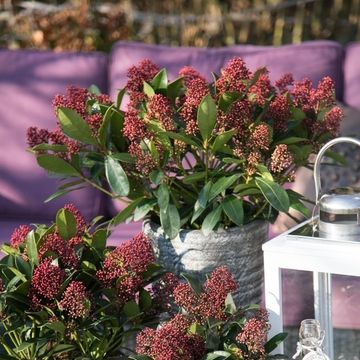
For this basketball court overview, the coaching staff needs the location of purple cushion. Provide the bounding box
[0,49,108,221]
[344,43,360,110]
[109,40,343,100]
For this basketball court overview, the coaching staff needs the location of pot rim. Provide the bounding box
[143,218,268,237]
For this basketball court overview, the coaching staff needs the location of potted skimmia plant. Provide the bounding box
[0,204,177,360]
[27,57,344,305]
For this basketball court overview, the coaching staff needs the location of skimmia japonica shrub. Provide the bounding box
[131,266,287,360]
[28,59,344,238]
[0,205,176,359]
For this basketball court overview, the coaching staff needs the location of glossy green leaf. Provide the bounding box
[225,293,236,314]
[218,92,241,113]
[183,171,206,184]
[139,289,152,311]
[45,321,66,335]
[88,84,101,95]
[205,351,232,360]
[92,229,108,250]
[105,155,130,196]
[50,344,77,356]
[143,81,155,97]
[163,131,201,148]
[222,196,244,226]
[26,230,39,265]
[197,94,217,141]
[181,273,203,295]
[201,205,222,236]
[57,107,97,145]
[167,77,184,101]
[198,182,212,208]
[255,177,290,213]
[292,107,306,121]
[111,197,144,225]
[134,199,157,221]
[265,332,288,353]
[205,330,221,350]
[274,136,308,145]
[151,68,168,90]
[82,261,97,271]
[44,187,84,203]
[56,208,77,240]
[99,105,117,146]
[156,184,170,209]
[257,164,273,181]
[287,189,311,218]
[110,111,126,151]
[111,152,136,163]
[124,300,141,318]
[116,88,126,109]
[32,144,68,152]
[160,204,180,239]
[37,155,80,176]
[212,129,236,152]
[208,175,240,201]
[191,204,206,224]
[150,170,165,185]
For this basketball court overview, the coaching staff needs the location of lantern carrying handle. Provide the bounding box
[314,136,360,203]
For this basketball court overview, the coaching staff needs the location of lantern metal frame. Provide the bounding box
[263,216,360,358]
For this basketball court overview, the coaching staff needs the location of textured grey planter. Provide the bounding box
[143,219,268,306]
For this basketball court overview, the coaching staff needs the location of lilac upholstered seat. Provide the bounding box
[0,49,108,238]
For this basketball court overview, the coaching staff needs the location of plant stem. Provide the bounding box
[205,148,209,183]
[252,202,267,220]
[80,176,130,204]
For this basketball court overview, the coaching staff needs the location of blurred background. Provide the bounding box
[1,0,360,51]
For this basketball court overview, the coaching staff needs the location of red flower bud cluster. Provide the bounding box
[26,127,50,148]
[124,106,149,142]
[27,85,111,159]
[128,142,157,175]
[151,272,180,313]
[236,309,270,359]
[248,71,273,107]
[180,77,210,135]
[217,57,250,93]
[63,203,87,236]
[126,59,160,104]
[10,225,32,248]
[267,94,291,132]
[53,86,89,117]
[275,73,294,94]
[174,266,238,322]
[270,144,294,173]
[179,66,206,86]
[136,314,206,360]
[147,94,176,131]
[31,258,65,304]
[97,232,155,302]
[249,123,272,151]
[59,281,91,319]
[39,233,79,268]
